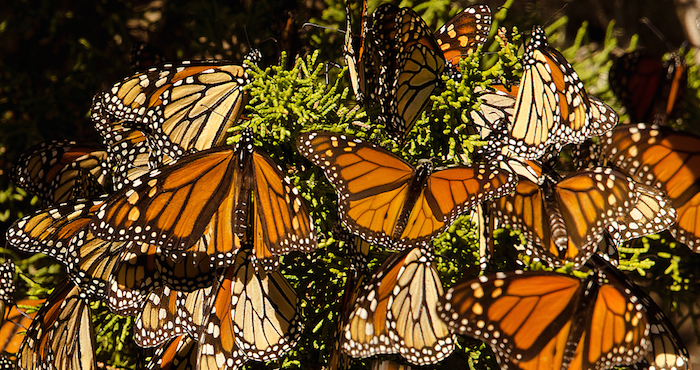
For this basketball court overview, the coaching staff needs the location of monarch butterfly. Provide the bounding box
[473,83,618,161]
[437,261,651,370]
[135,247,300,368]
[586,255,690,370]
[343,0,375,105]
[474,25,617,160]
[434,4,492,71]
[298,131,516,250]
[342,246,455,365]
[0,298,44,358]
[490,167,676,268]
[147,334,197,370]
[10,140,111,205]
[91,55,258,161]
[370,4,446,138]
[609,51,687,124]
[599,123,700,251]
[90,131,316,270]
[5,198,155,316]
[18,281,96,370]
[5,197,230,315]
[197,247,300,369]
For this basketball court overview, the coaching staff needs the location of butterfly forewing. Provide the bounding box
[94,61,252,160]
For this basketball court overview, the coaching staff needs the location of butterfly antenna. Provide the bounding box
[301,22,344,34]
[12,305,32,323]
[639,18,676,52]
[243,25,254,54]
[543,3,568,28]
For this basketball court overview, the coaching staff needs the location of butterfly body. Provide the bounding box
[393,159,434,240]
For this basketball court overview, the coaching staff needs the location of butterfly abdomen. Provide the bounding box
[542,182,569,257]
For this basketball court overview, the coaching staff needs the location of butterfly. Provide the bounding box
[90,130,316,270]
[473,25,617,160]
[91,56,257,161]
[370,4,446,138]
[6,198,154,316]
[586,255,691,370]
[197,247,300,369]
[597,123,700,252]
[433,4,492,71]
[6,196,234,315]
[343,0,375,105]
[298,131,516,250]
[609,51,687,124]
[489,166,677,268]
[10,140,111,205]
[134,246,300,368]
[341,246,455,365]
[437,260,651,370]
[18,281,96,370]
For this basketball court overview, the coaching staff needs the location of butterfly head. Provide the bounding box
[415,159,435,179]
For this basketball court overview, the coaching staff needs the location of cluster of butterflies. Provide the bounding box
[0,1,696,370]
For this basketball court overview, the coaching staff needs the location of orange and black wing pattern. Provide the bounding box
[342,247,454,365]
[92,60,252,160]
[371,4,445,138]
[600,123,700,251]
[91,132,316,266]
[506,26,617,159]
[10,140,110,205]
[298,131,515,250]
[17,282,96,370]
[434,4,492,68]
[438,268,650,370]
[490,167,675,268]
